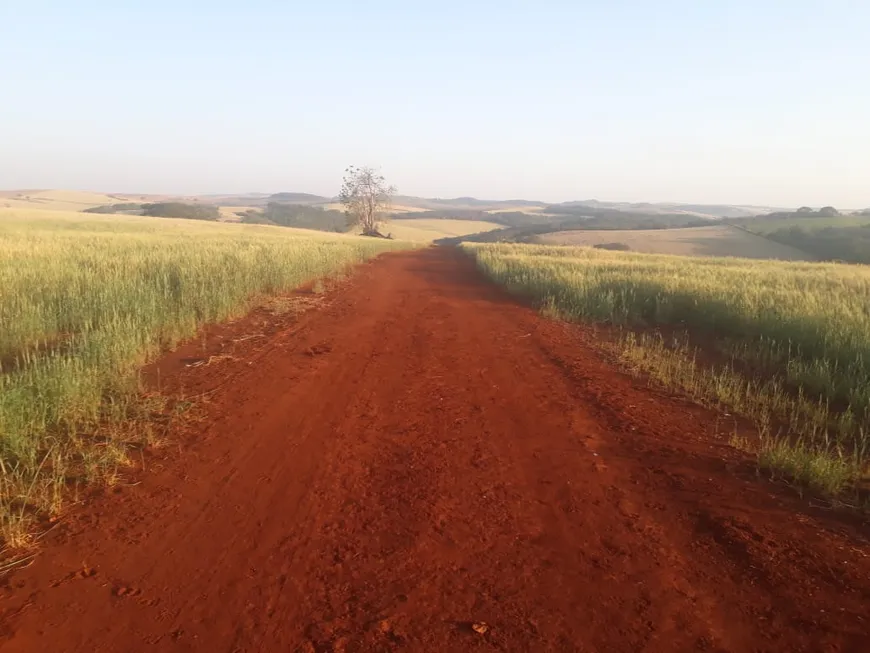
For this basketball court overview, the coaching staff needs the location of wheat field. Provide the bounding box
[462,242,870,494]
[0,209,411,543]
[383,218,502,241]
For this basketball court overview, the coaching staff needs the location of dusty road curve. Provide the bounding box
[2,248,870,652]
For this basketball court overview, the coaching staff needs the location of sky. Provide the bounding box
[1,1,868,208]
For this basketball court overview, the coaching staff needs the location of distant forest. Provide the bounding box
[84,202,220,220]
[242,203,347,232]
[83,200,350,232]
[82,203,143,214]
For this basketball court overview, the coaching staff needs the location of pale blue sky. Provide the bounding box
[2,1,868,207]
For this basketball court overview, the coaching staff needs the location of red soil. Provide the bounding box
[2,248,869,652]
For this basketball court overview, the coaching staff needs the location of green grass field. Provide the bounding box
[0,209,411,544]
[462,242,870,496]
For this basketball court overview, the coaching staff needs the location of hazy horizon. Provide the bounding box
[1,185,801,211]
[2,1,868,208]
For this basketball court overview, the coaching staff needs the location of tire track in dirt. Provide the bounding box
[1,248,869,652]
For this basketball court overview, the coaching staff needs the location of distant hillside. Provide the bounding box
[193,192,554,215]
[268,192,332,204]
[0,189,145,212]
[391,196,549,212]
[728,208,870,264]
[532,207,711,230]
[249,203,347,232]
[381,218,503,242]
[176,190,780,221]
[4,188,824,246]
[436,210,712,246]
[393,209,554,226]
[83,201,222,221]
[552,200,776,219]
[188,192,331,208]
[534,226,814,261]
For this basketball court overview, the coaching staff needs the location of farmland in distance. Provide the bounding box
[534,225,814,261]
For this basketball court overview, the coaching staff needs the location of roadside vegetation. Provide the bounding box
[462,242,870,499]
[0,209,410,545]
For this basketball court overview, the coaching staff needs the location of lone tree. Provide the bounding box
[339,166,396,236]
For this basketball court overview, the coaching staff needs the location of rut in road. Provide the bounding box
[2,248,869,653]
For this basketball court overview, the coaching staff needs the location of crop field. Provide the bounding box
[0,209,410,543]
[462,242,870,495]
[381,218,502,242]
[0,190,145,212]
[534,225,814,261]
[738,215,870,235]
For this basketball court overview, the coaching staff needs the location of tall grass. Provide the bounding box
[462,242,870,495]
[0,210,410,544]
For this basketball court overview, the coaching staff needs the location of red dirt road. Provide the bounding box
[2,248,870,652]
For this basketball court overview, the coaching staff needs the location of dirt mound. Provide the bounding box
[1,249,868,652]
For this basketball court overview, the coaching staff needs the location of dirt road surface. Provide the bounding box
[2,248,869,652]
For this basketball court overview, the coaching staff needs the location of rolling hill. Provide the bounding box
[11,188,867,264]
[534,225,814,260]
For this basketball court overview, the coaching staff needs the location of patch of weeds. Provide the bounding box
[610,331,865,499]
[728,431,755,453]
[758,438,856,497]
